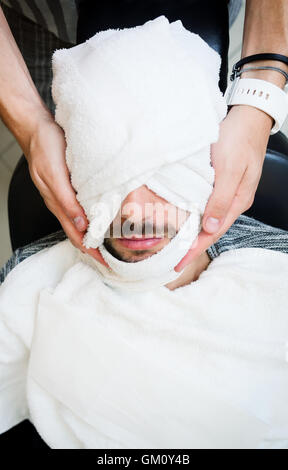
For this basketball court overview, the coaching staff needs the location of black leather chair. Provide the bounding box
[3,0,288,448]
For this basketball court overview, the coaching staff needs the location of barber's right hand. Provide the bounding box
[23,113,109,267]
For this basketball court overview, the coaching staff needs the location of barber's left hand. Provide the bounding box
[174,104,273,272]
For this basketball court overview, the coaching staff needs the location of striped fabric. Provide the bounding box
[0,0,73,113]
[1,214,288,285]
[1,0,242,44]
[1,0,79,43]
[228,0,243,29]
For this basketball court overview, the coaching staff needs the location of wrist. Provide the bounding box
[240,60,288,89]
[228,103,274,132]
[1,94,54,154]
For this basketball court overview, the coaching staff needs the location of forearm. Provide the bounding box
[240,0,288,89]
[0,6,53,154]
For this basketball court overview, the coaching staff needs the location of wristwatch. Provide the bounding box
[224,76,288,135]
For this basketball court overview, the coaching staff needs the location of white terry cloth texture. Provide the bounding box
[0,242,288,449]
[2,14,288,450]
[51,15,227,290]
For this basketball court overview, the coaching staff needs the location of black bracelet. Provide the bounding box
[230,53,288,81]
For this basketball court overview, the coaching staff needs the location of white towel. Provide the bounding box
[1,15,287,449]
[0,242,288,448]
[51,15,227,289]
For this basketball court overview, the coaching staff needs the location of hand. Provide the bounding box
[24,112,109,267]
[174,104,273,272]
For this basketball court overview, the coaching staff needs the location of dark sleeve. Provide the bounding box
[207,215,288,260]
[0,230,67,285]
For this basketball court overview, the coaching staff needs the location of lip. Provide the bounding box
[117,237,163,249]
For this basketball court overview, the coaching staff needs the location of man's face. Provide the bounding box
[103,184,190,263]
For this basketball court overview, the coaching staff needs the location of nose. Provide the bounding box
[121,185,152,223]
[121,185,154,207]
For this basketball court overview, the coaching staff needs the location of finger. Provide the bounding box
[214,167,258,232]
[174,230,213,272]
[54,207,87,251]
[85,246,110,268]
[62,215,109,268]
[46,170,89,233]
[53,206,109,268]
[202,165,245,234]
[174,167,258,272]
[63,218,109,267]
[39,184,109,268]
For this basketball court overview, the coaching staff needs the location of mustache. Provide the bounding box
[104,219,178,238]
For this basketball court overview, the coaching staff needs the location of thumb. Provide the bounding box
[202,174,240,234]
[54,180,88,232]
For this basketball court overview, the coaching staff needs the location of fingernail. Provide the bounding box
[73,216,86,232]
[205,216,220,233]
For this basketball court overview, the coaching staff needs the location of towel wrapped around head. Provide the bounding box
[51,15,227,290]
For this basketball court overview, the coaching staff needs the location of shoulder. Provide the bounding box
[0,230,68,285]
[0,234,78,348]
[207,215,288,259]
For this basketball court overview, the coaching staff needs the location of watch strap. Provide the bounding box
[224,77,288,135]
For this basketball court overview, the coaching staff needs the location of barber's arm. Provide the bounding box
[0,6,107,267]
[175,0,288,272]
